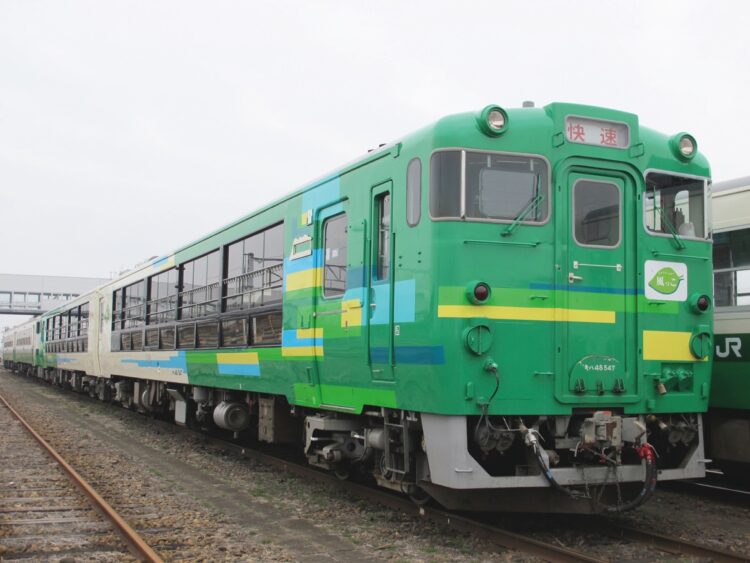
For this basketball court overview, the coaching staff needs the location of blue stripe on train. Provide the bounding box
[370,345,445,365]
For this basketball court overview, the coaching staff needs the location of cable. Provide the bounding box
[603,443,657,513]
[526,433,658,511]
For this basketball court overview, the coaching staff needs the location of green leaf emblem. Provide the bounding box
[648,267,682,295]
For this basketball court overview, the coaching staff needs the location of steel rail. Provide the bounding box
[217,443,604,563]
[0,392,164,563]
[212,435,750,563]
[597,522,750,563]
[6,370,750,563]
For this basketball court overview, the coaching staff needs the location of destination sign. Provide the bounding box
[565,116,630,149]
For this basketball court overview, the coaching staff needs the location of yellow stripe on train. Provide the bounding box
[286,268,322,291]
[216,352,259,365]
[282,346,324,357]
[437,305,615,324]
[642,330,706,362]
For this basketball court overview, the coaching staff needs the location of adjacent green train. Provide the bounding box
[3,102,715,513]
[708,177,750,476]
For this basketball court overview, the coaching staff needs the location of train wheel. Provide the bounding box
[332,465,351,481]
[408,486,432,506]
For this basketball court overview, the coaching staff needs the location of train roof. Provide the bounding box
[712,176,750,193]
[39,102,713,314]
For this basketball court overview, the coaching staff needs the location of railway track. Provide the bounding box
[664,474,750,509]
[4,369,750,563]
[0,392,162,562]
[207,436,750,563]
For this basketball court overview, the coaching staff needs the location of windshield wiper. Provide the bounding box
[502,192,544,237]
[655,205,686,250]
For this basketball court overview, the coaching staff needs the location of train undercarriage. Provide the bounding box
[6,362,707,513]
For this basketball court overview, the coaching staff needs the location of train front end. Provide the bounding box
[413,103,712,512]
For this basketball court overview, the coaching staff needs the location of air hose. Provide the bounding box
[603,443,657,513]
[523,424,658,511]
[522,425,586,499]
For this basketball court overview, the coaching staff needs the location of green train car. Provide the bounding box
[3,102,714,513]
[709,177,750,476]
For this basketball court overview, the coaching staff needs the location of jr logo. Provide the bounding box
[648,267,683,295]
[716,337,742,359]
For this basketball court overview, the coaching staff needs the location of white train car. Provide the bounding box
[709,175,750,474]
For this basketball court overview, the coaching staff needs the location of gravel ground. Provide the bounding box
[0,370,520,562]
[0,399,133,561]
[2,368,749,562]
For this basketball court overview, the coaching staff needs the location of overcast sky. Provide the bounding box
[2,1,749,330]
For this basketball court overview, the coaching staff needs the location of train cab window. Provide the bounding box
[714,227,750,307]
[466,152,548,222]
[323,214,348,298]
[406,158,422,227]
[429,151,461,218]
[430,150,549,223]
[645,173,708,239]
[573,180,621,247]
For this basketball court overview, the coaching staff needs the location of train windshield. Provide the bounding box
[430,150,549,223]
[644,172,708,239]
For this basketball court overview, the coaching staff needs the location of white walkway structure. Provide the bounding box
[0,273,110,315]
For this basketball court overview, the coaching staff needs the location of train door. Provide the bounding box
[560,168,638,402]
[368,181,395,381]
[96,295,106,376]
[315,201,350,406]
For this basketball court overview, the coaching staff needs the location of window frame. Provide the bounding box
[178,249,221,320]
[642,169,711,243]
[406,157,422,227]
[322,212,348,299]
[222,221,284,314]
[375,193,391,282]
[428,148,552,226]
[571,178,623,250]
[713,225,750,310]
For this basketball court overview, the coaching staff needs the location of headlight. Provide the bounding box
[679,135,696,157]
[487,109,506,130]
[477,105,509,136]
[670,132,697,161]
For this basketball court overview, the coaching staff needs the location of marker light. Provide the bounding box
[670,132,697,161]
[477,105,509,137]
[467,281,492,304]
[474,283,490,302]
[690,293,711,314]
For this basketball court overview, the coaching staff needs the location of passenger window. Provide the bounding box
[714,227,750,307]
[323,214,348,298]
[573,180,620,248]
[406,158,421,227]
